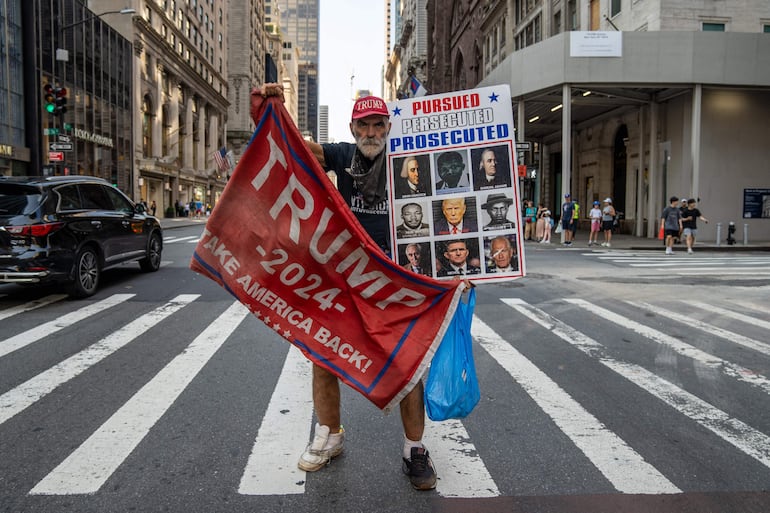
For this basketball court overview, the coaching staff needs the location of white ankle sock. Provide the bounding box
[403,437,423,459]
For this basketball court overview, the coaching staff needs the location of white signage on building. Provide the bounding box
[570,31,623,57]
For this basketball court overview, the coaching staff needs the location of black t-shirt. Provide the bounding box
[682,208,701,229]
[321,142,391,255]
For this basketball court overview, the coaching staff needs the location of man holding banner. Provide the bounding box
[252,84,440,490]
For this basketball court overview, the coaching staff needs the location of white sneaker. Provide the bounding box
[666,248,673,255]
[605,242,611,247]
[687,248,693,254]
[298,423,345,472]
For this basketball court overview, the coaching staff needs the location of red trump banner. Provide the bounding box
[190,97,465,411]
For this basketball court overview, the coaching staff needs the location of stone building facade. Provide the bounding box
[98,0,230,216]
[428,0,770,241]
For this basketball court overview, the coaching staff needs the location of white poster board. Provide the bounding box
[386,85,525,283]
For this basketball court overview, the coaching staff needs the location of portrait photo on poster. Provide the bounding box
[432,195,478,235]
[393,154,432,199]
[480,191,516,231]
[398,241,433,277]
[435,237,481,278]
[471,144,512,191]
[395,200,431,239]
[434,149,471,194]
[484,233,519,273]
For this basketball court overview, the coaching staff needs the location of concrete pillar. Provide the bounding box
[635,104,645,237]
[647,101,658,238]
[691,84,702,201]
[561,84,571,242]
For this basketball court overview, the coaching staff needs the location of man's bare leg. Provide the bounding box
[399,381,425,441]
[313,364,341,433]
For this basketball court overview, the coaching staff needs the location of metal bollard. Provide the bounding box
[716,223,721,246]
[744,223,749,245]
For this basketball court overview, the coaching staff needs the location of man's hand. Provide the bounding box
[250,83,285,124]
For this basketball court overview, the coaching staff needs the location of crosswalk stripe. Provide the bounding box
[0,295,199,426]
[238,345,313,496]
[163,235,198,243]
[690,301,770,331]
[730,300,770,316]
[0,294,68,321]
[424,418,500,497]
[503,299,770,471]
[0,294,134,359]
[29,301,249,495]
[628,301,770,356]
[566,299,770,396]
[472,315,679,494]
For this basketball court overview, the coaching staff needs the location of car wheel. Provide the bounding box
[139,231,162,272]
[70,246,100,298]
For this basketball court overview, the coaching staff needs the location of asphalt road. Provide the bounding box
[1,224,769,513]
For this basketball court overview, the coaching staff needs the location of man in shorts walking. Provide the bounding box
[681,199,709,253]
[661,196,683,255]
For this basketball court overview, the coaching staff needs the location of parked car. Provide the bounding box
[0,175,163,298]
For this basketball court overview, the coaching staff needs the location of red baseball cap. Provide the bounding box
[351,96,389,120]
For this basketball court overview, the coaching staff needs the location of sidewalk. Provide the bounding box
[159,216,770,252]
[525,232,770,252]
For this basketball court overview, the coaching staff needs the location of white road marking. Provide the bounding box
[424,418,500,497]
[504,299,770,471]
[690,301,770,331]
[0,294,68,321]
[628,301,770,356]
[163,235,198,243]
[567,299,770,396]
[238,345,313,496]
[472,314,679,494]
[0,294,134,358]
[0,295,199,425]
[29,301,249,495]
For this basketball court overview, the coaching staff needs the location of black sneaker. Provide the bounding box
[402,447,437,490]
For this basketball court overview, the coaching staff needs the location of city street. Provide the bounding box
[1,223,769,513]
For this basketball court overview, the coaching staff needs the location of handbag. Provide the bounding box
[424,288,480,421]
[555,223,563,234]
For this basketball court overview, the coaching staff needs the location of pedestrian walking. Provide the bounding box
[661,196,683,255]
[681,198,709,253]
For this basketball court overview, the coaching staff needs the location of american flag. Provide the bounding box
[212,146,231,173]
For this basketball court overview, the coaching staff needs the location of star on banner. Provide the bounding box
[488,92,499,103]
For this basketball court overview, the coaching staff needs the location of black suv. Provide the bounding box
[0,176,163,298]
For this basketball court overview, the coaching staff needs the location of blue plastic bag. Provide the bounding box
[424,288,480,421]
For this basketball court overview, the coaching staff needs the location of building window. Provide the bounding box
[610,0,621,17]
[764,24,770,33]
[142,96,154,157]
[702,22,725,32]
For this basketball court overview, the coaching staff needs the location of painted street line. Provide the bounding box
[472,314,679,494]
[628,301,770,356]
[566,299,770,396]
[0,294,134,359]
[238,345,313,496]
[505,299,770,471]
[0,295,198,425]
[0,294,68,321]
[30,301,249,495]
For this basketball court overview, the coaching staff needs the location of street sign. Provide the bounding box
[43,128,59,135]
[49,151,64,162]
[57,135,72,143]
[516,141,532,151]
[49,142,73,152]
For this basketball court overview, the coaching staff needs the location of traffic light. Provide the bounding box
[54,86,68,116]
[43,84,56,114]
